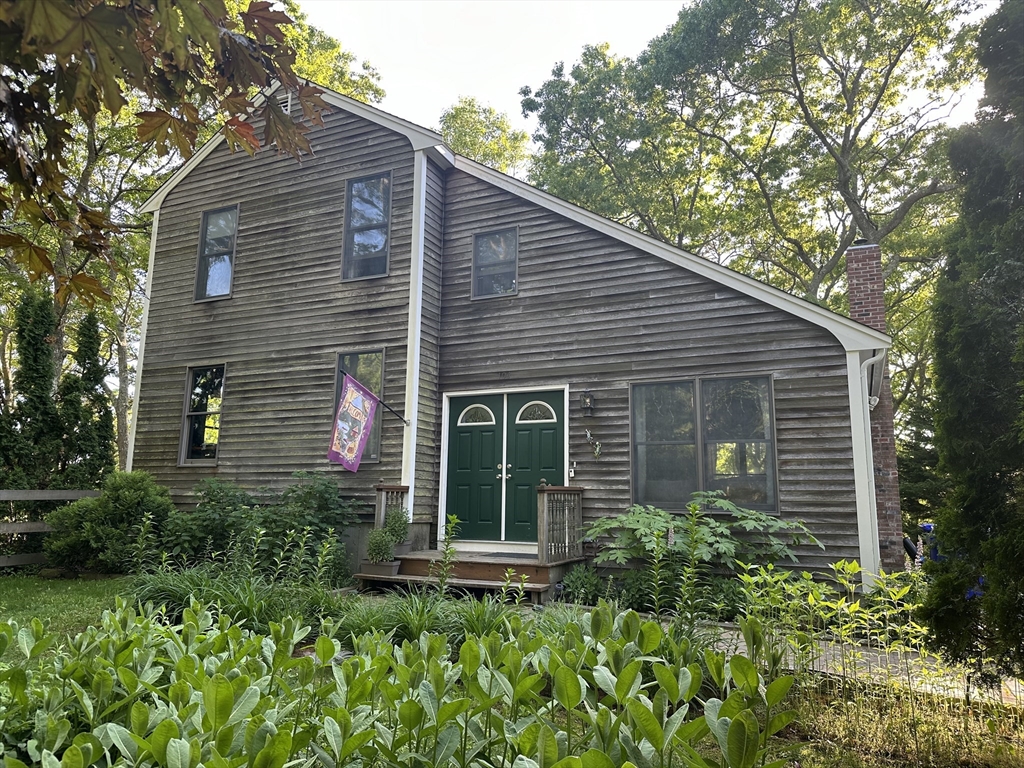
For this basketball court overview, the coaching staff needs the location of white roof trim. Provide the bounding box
[453,156,890,352]
[140,85,446,214]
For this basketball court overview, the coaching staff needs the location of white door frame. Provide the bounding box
[439,384,570,553]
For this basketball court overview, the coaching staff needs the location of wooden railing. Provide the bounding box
[374,484,409,528]
[536,484,584,565]
[0,489,100,567]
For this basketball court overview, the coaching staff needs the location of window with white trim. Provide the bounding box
[343,173,391,280]
[457,404,496,425]
[632,376,777,510]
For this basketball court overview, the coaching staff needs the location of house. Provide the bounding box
[127,85,904,589]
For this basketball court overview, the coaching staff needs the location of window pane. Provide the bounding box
[518,403,555,422]
[633,382,695,442]
[473,229,518,297]
[187,414,219,460]
[203,209,237,255]
[701,378,771,440]
[459,405,495,424]
[199,253,232,297]
[704,441,774,506]
[189,366,224,412]
[344,228,388,279]
[634,444,698,507]
[348,176,390,227]
[337,351,383,461]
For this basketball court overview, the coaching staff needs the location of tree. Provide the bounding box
[440,97,529,175]
[56,311,114,489]
[0,0,329,298]
[920,0,1023,678]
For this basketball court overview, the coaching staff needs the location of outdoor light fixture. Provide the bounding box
[580,390,595,415]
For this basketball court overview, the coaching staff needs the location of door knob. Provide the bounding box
[506,464,512,469]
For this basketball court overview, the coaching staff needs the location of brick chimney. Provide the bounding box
[846,241,904,573]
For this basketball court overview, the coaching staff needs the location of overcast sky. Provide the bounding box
[297,0,685,137]
[297,0,987,139]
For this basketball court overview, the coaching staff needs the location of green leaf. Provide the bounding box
[315,635,337,665]
[615,659,642,704]
[164,739,190,768]
[60,745,84,768]
[652,664,679,703]
[626,699,664,752]
[579,749,615,768]
[725,710,760,768]
[764,676,794,709]
[252,731,292,768]
[728,655,758,696]
[203,674,234,732]
[149,719,179,766]
[536,724,559,768]
[225,686,261,727]
[592,666,617,699]
[766,709,798,737]
[638,621,662,653]
[553,666,584,710]
[130,701,150,736]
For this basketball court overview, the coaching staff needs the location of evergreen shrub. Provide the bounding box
[44,471,174,573]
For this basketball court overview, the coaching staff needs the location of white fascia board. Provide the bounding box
[140,83,445,214]
[453,156,891,353]
[125,208,160,470]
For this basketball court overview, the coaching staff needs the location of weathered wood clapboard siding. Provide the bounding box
[439,170,859,566]
[133,108,415,508]
[412,160,446,524]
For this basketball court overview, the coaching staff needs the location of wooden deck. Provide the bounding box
[355,549,584,604]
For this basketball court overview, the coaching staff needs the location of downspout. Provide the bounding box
[125,208,160,471]
[400,150,428,518]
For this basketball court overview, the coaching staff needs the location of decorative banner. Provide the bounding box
[328,374,380,472]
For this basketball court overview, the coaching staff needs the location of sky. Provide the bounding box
[298,0,989,139]
[297,0,685,137]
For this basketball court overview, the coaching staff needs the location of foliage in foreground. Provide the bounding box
[0,600,802,768]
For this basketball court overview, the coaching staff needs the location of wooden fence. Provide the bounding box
[0,490,100,567]
[536,485,584,565]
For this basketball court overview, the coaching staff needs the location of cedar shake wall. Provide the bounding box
[846,243,904,571]
[439,169,862,568]
[132,109,416,508]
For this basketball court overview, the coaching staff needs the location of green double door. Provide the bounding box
[446,391,564,542]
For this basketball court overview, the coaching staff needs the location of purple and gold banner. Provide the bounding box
[328,374,379,472]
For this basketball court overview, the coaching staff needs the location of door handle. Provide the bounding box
[496,474,512,479]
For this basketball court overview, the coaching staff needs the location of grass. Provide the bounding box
[0,575,127,638]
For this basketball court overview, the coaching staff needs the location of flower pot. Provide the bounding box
[393,540,413,557]
[361,560,401,576]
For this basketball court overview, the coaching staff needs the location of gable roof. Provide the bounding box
[139,85,890,353]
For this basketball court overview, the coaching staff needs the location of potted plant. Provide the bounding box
[384,505,412,556]
[361,527,400,576]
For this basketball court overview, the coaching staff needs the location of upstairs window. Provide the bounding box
[335,350,384,462]
[472,228,518,298]
[631,376,776,511]
[195,206,238,300]
[343,173,391,280]
[181,365,225,464]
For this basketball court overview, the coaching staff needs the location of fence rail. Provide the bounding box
[0,489,100,567]
[536,485,584,565]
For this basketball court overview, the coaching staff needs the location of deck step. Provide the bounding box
[355,573,550,603]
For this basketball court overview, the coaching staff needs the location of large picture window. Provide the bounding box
[195,206,238,300]
[472,228,518,298]
[181,365,225,464]
[343,173,391,280]
[631,376,776,510]
[335,350,384,462]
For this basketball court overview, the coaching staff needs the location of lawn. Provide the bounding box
[0,575,127,637]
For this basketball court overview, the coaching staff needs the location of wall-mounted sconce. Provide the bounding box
[580,389,595,416]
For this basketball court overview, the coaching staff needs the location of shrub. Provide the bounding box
[560,563,604,605]
[365,527,394,563]
[383,504,409,543]
[44,471,174,573]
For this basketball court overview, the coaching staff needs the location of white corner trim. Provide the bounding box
[847,349,881,585]
[125,208,160,470]
[400,150,428,509]
[453,156,891,353]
